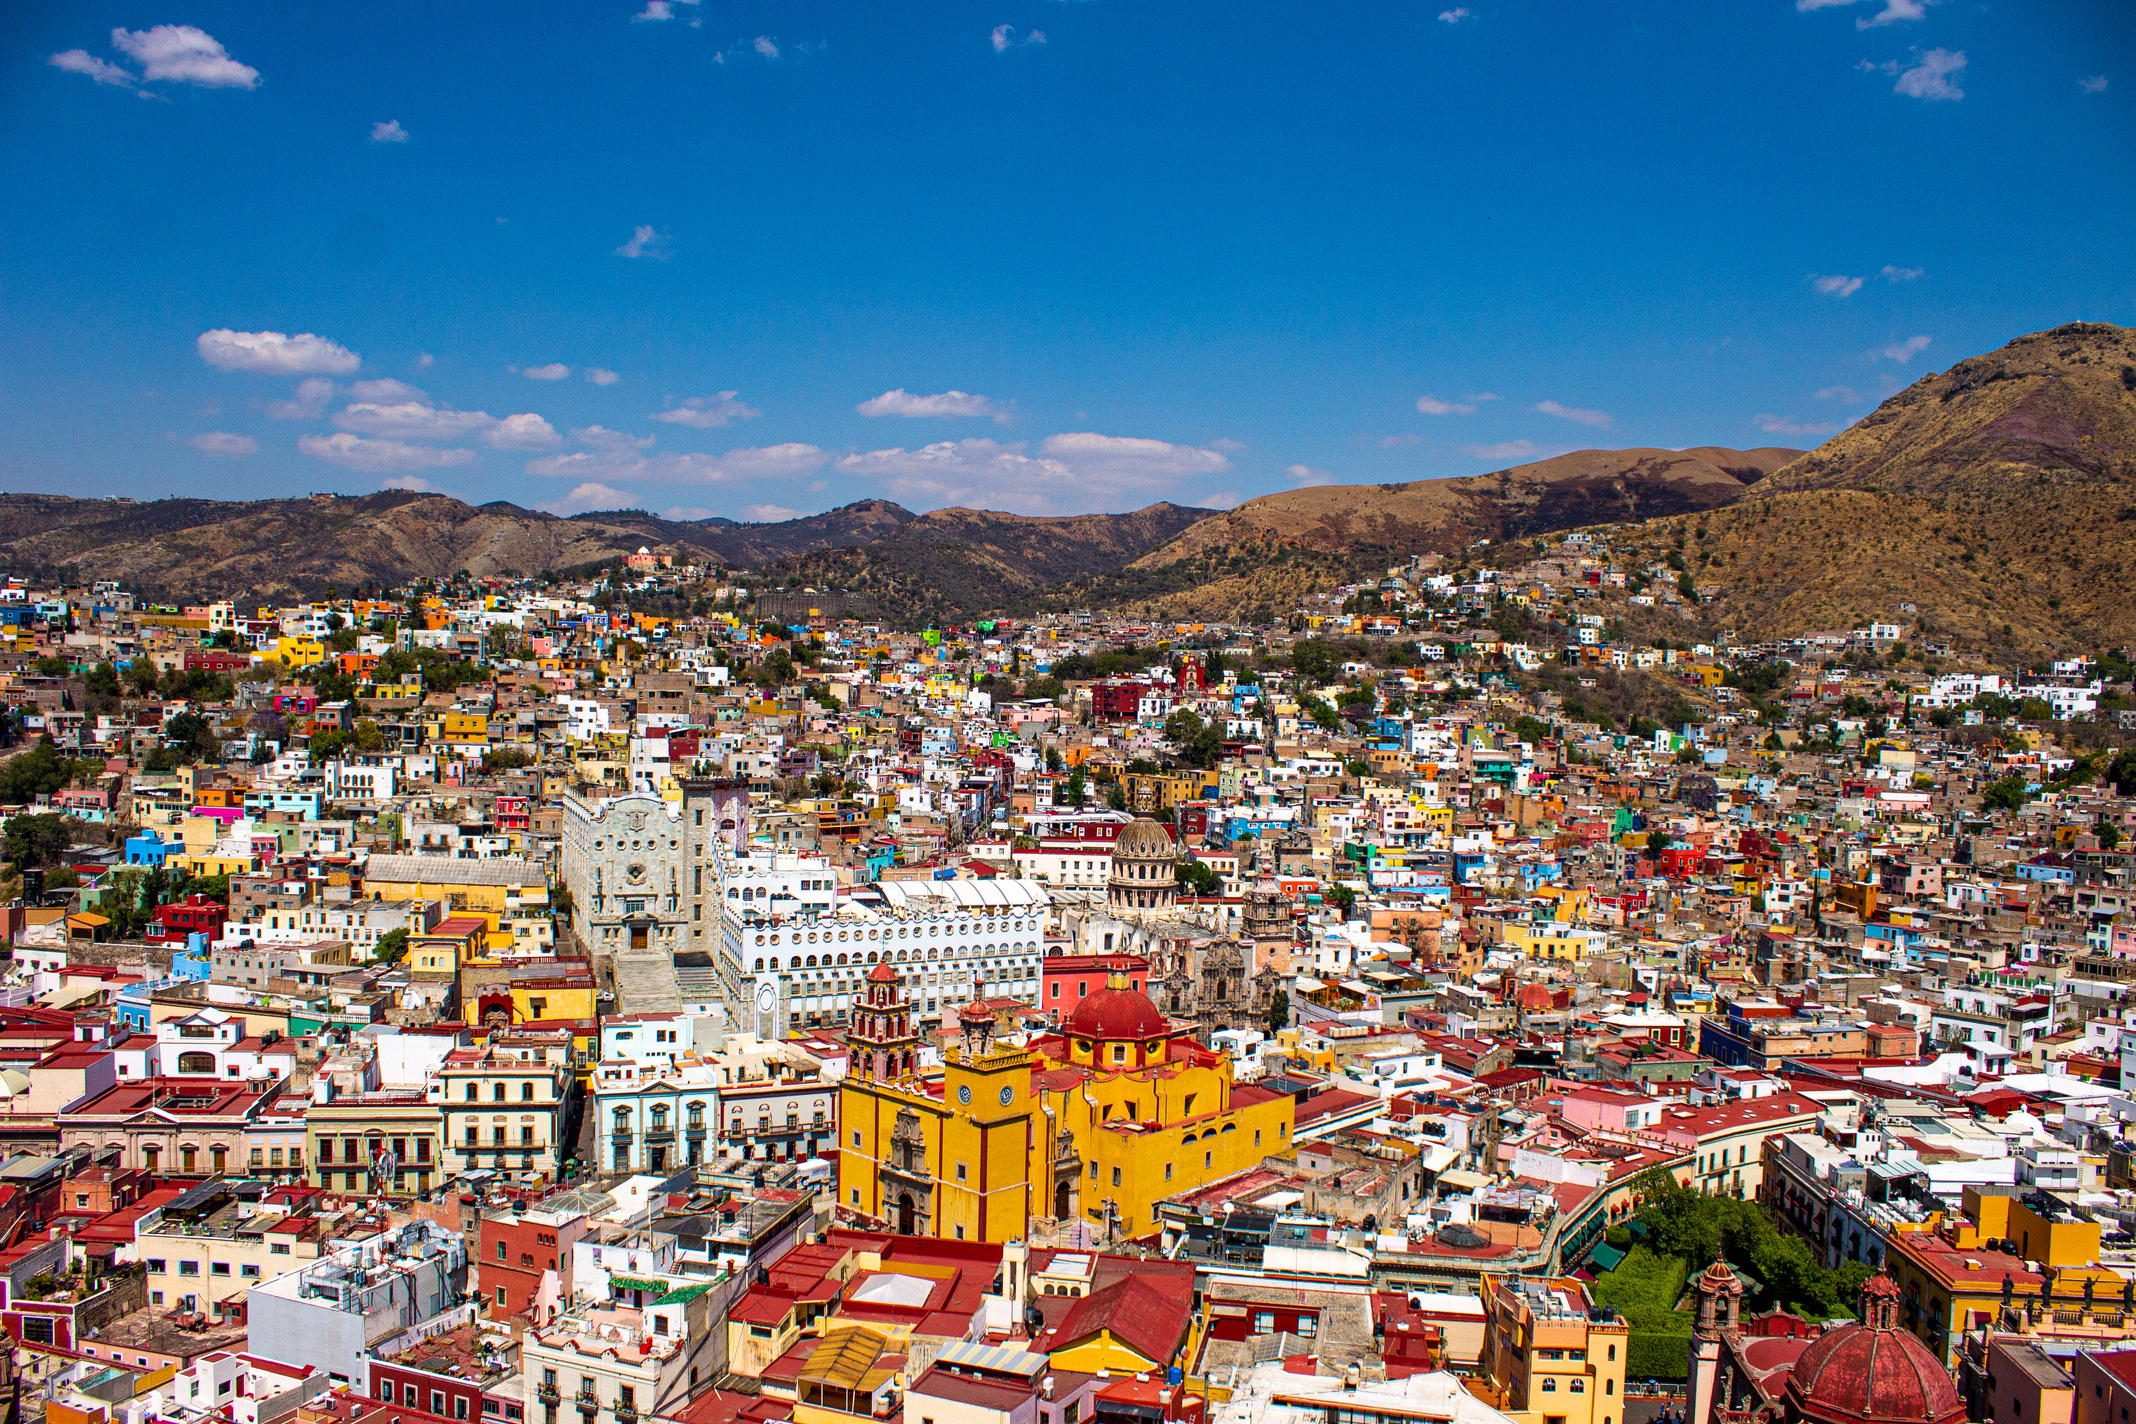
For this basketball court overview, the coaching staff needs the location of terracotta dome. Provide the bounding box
[1062,978,1169,1041]
[1784,1276,1964,1424]
[866,960,899,984]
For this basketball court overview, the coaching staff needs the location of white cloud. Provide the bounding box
[370,120,408,144]
[574,426,656,454]
[992,25,1012,51]
[49,50,136,87]
[334,401,495,441]
[1894,48,1965,101]
[1754,414,1843,437]
[1438,8,1469,21]
[1285,464,1336,486]
[661,506,714,521]
[521,363,571,381]
[615,225,671,260]
[1880,264,1925,282]
[536,482,642,516]
[755,36,781,58]
[1377,433,1424,448]
[414,352,435,369]
[1796,0,1857,9]
[992,25,1045,51]
[1464,440,1540,462]
[526,426,825,485]
[1199,491,1243,510]
[1856,0,1925,28]
[379,475,453,493]
[267,378,336,420]
[654,392,763,428]
[633,1,676,20]
[1878,335,1932,362]
[1535,400,1612,429]
[1414,394,1476,416]
[486,414,562,450]
[1814,385,1863,402]
[741,503,804,522]
[585,368,620,386]
[835,432,1231,513]
[2079,75,2109,94]
[346,378,426,402]
[198,329,360,376]
[1040,432,1232,484]
[188,432,257,457]
[110,25,258,88]
[1811,273,1864,297]
[856,388,1008,422]
[1466,392,1501,402]
[300,433,478,473]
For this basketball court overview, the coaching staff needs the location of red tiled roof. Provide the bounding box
[1052,1274,1189,1364]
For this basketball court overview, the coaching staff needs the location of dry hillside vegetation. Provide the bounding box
[1627,322,2136,651]
[0,493,920,601]
[1137,446,1799,570]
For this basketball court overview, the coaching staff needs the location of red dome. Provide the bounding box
[1061,984,1168,1041]
[1784,1301,1964,1424]
[866,961,900,984]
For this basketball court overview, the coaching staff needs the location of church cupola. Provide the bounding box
[848,960,918,1080]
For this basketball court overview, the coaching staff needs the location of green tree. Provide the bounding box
[1265,987,1290,1036]
[2096,816,2122,852]
[1175,860,1219,896]
[1325,883,1356,918]
[161,712,219,760]
[85,662,121,697]
[3,813,73,870]
[373,928,410,963]
[1981,774,2029,813]
[1060,768,1086,809]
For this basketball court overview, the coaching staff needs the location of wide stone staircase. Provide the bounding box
[610,948,684,1014]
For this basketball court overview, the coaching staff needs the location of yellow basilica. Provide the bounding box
[837,962,1294,1243]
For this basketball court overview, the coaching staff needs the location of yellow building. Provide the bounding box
[1885,1187,2131,1364]
[256,637,326,669]
[305,1089,443,1197]
[837,964,1293,1245]
[360,853,550,948]
[1479,1273,1630,1424]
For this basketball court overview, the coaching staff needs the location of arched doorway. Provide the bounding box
[1054,1180,1071,1220]
[897,1192,915,1235]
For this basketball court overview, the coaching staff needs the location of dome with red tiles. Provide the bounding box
[1061,965,1168,1041]
[1783,1274,1964,1424]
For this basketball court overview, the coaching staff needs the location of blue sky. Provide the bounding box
[3,2,2130,521]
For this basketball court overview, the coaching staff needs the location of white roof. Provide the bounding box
[849,1273,934,1307]
[874,878,1050,910]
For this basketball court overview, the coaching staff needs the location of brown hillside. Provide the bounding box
[0,492,924,602]
[1138,446,1797,572]
[1620,322,2136,651]
[746,503,1215,624]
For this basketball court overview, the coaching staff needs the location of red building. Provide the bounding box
[148,894,227,945]
[1040,953,1151,1023]
[1089,680,1152,722]
[183,650,253,674]
[476,1196,596,1321]
[494,796,530,833]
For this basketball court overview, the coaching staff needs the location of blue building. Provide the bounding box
[124,833,173,867]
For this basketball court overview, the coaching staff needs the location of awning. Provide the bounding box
[1588,1241,1628,1272]
[1437,1169,1490,1191]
